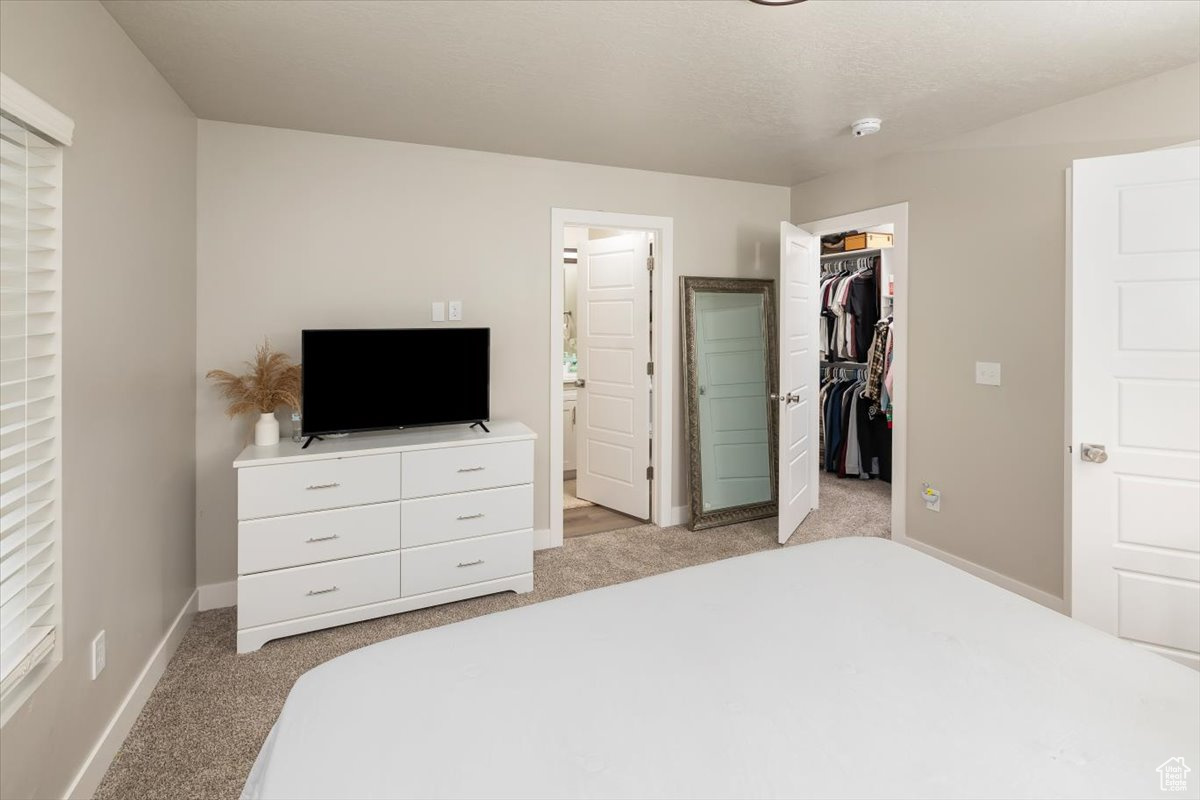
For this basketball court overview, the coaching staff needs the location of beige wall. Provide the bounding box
[195,121,789,587]
[791,63,1200,600]
[0,2,197,798]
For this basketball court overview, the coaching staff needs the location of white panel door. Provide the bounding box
[778,223,820,544]
[576,232,651,519]
[1071,146,1200,668]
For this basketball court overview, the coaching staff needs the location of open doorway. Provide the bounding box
[548,210,675,549]
[813,224,894,528]
[789,203,909,546]
[562,225,651,537]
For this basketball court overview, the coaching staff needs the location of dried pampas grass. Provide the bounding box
[206,338,301,417]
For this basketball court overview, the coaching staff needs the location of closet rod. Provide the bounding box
[820,247,888,261]
[821,361,868,369]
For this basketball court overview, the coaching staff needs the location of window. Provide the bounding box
[0,74,71,724]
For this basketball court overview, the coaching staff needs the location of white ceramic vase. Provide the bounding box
[254,412,280,446]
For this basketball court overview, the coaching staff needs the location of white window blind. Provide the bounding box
[0,110,62,707]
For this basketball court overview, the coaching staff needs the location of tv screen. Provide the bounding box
[301,328,490,436]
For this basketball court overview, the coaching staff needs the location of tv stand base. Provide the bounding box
[470,421,490,433]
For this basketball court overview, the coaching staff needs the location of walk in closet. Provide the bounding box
[818,228,895,485]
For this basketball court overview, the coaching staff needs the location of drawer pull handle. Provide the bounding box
[457,466,485,473]
[306,586,339,596]
[457,559,484,568]
[305,534,340,543]
[306,482,341,491]
[457,513,485,521]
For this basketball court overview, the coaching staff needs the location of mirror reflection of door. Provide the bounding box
[695,292,772,511]
[682,277,778,530]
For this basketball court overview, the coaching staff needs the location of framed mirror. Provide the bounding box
[681,277,778,530]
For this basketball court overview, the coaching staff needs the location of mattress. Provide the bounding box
[242,537,1200,799]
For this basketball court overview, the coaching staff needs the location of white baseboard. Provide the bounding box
[896,534,1067,614]
[198,580,237,610]
[533,527,552,550]
[664,505,690,528]
[63,589,198,800]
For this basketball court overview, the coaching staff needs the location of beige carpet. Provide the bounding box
[563,478,593,509]
[95,474,890,800]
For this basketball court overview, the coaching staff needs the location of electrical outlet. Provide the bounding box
[922,483,941,513]
[91,630,106,680]
[448,300,463,321]
[975,361,1001,386]
[431,301,445,322]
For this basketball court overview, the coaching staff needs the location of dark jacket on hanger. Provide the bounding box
[847,268,881,362]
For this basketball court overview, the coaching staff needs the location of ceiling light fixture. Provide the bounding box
[748,0,807,5]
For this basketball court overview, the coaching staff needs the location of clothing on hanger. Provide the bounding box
[819,255,881,362]
[819,358,892,483]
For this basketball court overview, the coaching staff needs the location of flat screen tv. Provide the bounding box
[301,328,490,436]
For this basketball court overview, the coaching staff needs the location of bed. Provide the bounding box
[242,537,1199,799]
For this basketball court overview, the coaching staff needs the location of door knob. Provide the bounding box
[778,392,800,404]
[574,378,586,388]
[1080,443,1108,463]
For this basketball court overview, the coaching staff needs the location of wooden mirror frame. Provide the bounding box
[680,277,779,530]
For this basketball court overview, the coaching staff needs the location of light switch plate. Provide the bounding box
[448,300,463,321]
[975,361,1001,386]
[431,301,445,322]
[91,630,106,680]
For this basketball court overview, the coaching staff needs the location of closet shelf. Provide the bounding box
[820,247,889,261]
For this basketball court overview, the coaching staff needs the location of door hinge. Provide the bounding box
[646,361,654,375]
[646,466,654,480]
[646,255,654,271]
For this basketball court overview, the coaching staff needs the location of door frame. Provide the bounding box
[548,209,675,549]
[1063,168,1074,615]
[798,202,909,544]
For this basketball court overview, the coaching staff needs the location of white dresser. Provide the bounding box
[232,421,536,653]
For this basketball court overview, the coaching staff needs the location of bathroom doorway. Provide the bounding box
[548,209,676,548]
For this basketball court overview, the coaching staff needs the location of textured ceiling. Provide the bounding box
[101,0,1200,186]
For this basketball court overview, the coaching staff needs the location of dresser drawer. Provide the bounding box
[238,551,400,629]
[239,502,401,575]
[238,454,402,519]
[401,440,533,499]
[400,485,532,548]
[401,529,532,597]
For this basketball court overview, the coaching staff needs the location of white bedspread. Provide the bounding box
[242,537,1200,799]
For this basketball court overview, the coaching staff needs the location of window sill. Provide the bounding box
[1,639,60,729]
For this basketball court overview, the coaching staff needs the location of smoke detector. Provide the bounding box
[850,118,882,138]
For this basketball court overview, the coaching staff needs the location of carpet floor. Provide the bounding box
[95,473,890,800]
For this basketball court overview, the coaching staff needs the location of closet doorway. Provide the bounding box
[549,210,676,549]
[790,203,909,545]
